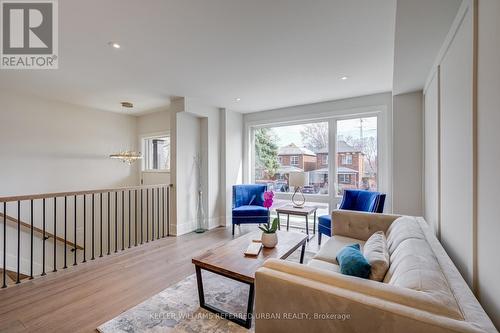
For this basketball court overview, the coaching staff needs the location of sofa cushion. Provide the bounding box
[313,235,366,264]
[384,217,462,319]
[386,216,425,253]
[232,205,268,217]
[307,259,340,273]
[363,231,389,281]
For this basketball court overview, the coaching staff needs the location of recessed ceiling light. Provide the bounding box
[340,76,349,81]
[235,98,241,102]
[108,41,121,49]
[121,101,133,108]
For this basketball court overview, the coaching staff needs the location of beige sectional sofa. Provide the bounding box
[255,210,497,333]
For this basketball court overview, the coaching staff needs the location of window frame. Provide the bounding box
[140,131,171,173]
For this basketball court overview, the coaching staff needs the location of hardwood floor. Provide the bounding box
[0,225,320,333]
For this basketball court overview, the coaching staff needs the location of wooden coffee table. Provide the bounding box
[276,205,317,241]
[192,230,308,328]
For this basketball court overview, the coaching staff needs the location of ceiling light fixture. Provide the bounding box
[235,98,241,102]
[340,76,349,81]
[108,41,121,49]
[110,151,142,165]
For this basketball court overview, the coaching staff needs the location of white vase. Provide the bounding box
[261,232,278,248]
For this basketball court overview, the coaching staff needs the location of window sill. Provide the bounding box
[142,170,170,174]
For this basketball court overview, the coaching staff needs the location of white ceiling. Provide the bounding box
[393,0,461,95]
[0,0,397,114]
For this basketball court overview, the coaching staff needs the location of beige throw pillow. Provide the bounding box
[363,231,390,281]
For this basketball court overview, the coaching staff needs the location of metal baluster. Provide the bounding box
[107,192,110,255]
[162,187,165,238]
[121,191,124,251]
[146,189,149,242]
[53,198,57,272]
[100,193,103,258]
[140,189,143,244]
[41,199,46,276]
[73,195,77,266]
[128,190,131,248]
[83,195,86,263]
[30,200,34,279]
[135,190,138,246]
[167,186,170,236]
[16,201,20,283]
[2,202,7,288]
[157,187,160,240]
[92,193,95,260]
[115,191,118,253]
[151,189,154,241]
[64,196,67,269]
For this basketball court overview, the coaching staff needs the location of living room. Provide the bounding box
[0,0,499,332]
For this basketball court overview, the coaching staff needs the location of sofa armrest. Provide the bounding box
[255,260,483,333]
[332,209,401,241]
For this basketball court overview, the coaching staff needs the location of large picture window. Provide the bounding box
[249,111,383,228]
[251,115,379,198]
[336,117,377,195]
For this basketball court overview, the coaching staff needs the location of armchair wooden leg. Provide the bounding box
[318,232,322,246]
[232,224,235,236]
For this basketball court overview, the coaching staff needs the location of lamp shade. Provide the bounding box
[289,171,307,188]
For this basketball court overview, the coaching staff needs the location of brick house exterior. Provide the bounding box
[277,143,317,172]
[315,141,365,188]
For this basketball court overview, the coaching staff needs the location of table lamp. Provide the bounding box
[289,172,307,208]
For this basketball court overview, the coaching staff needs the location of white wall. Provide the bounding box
[423,70,440,236]
[0,90,140,275]
[137,109,171,135]
[439,4,474,286]
[170,98,224,235]
[0,91,139,196]
[477,0,500,328]
[173,111,201,235]
[184,98,223,231]
[422,0,500,326]
[392,91,423,216]
[221,109,243,225]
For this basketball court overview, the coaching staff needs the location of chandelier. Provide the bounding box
[109,151,142,165]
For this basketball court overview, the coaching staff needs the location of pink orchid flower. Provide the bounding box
[263,191,274,208]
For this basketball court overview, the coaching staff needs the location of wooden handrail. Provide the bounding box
[0,213,84,250]
[0,184,173,203]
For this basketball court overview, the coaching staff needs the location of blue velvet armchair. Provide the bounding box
[232,184,269,235]
[318,189,386,245]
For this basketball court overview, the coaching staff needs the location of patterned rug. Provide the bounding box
[98,247,315,333]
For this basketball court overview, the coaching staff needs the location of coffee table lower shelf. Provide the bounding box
[195,265,255,329]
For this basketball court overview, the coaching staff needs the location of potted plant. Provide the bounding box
[259,218,279,248]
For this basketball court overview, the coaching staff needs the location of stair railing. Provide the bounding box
[0,184,172,288]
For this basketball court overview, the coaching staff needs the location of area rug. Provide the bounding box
[98,248,315,333]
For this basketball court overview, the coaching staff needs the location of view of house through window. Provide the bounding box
[254,122,329,195]
[336,117,378,195]
[143,136,170,171]
[253,116,378,198]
